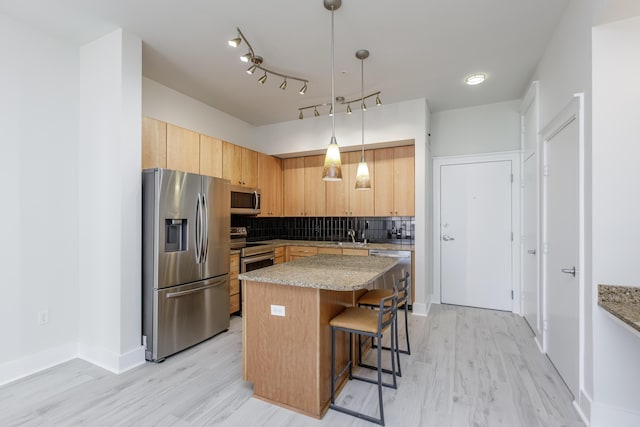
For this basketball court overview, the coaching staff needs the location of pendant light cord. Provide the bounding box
[331,7,336,139]
[361,57,365,162]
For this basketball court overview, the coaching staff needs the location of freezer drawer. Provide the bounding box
[147,275,230,361]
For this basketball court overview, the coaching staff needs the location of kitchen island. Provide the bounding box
[239,254,399,419]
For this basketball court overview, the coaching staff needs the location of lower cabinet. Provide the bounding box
[286,246,318,262]
[274,246,285,264]
[230,253,240,315]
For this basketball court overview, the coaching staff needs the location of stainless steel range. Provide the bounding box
[230,227,275,313]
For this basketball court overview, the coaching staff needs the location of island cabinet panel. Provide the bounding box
[142,117,166,170]
[167,124,200,174]
[283,157,305,216]
[243,282,359,418]
[199,134,223,178]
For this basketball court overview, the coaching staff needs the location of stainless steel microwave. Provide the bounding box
[230,185,261,215]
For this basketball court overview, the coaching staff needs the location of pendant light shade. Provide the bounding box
[322,0,342,182]
[354,49,371,189]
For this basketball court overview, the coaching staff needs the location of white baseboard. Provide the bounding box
[591,401,640,427]
[575,389,592,426]
[78,343,145,374]
[412,302,428,317]
[0,342,78,386]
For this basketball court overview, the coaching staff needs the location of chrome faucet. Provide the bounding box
[347,229,356,243]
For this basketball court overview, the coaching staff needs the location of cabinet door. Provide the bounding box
[348,150,375,216]
[167,124,200,174]
[304,155,326,216]
[374,147,395,216]
[325,151,350,216]
[200,134,223,178]
[241,147,258,187]
[223,141,243,185]
[257,153,282,217]
[283,157,305,216]
[142,117,166,170]
[393,145,415,216]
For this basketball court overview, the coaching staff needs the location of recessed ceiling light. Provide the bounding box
[465,73,486,85]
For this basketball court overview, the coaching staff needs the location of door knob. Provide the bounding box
[561,267,576,277]
[442,234,455,241]
[527,249,536,255]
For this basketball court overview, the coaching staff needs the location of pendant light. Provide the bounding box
[354,49,371,189]
[322,0,342,181]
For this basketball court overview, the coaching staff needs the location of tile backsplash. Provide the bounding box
[231,216,415,245]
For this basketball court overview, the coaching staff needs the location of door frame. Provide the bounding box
[432,151,521,312]
[540,94,585,394]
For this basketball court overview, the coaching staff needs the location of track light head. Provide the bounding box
[299,83,308,95]
[280,79,287,90]
[347,104,352,114]
[329,105,333,116]
[362,101,367,112]
[258,72,268,84]
[314,107,320,117]
[299,110,304,120]
[240,53,252,63]
[375,95,382,106]
[246,65,257,75]
[228,36,242,48]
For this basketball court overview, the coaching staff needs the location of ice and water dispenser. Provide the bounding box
[165,219,187,252]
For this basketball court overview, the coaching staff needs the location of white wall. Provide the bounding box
[0,13,80,385]
[142,78,256,150]
[430,100,521,157]
[529,0,594,420]
[77,29,145,373]
[591,15,640,427]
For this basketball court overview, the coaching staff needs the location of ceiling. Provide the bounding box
[2,0,569,126]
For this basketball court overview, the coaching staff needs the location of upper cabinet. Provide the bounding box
[325,150,375,216]
[142,117,166,170]
[374,146,414,216]
[283,156,326,217]
[199,134,223,178]
[257,152,283,217]
[223,141,258,187]
[167,124,200,174]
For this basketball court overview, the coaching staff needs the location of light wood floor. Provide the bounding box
[0,304,584,427]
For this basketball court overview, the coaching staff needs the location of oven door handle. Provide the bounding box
[241,253,275,271]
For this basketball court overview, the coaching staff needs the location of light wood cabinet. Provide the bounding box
[317,247,342,255]
[304,155,326,216]
[167,124,200,174]
[283,157,305,216]
[286,246,318,262]
[199,134,223,178]
[142,117,166,169]
[342,248,369,256]
[258,153,283,217]
[230,253,240,315]
[223,141,258,187]
[325,150,375,216]
[374,146,415,216]
[274,247,285,264]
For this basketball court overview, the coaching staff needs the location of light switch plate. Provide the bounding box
[270,305,285,317]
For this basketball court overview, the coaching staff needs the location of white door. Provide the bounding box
[544,113,580,399]
[522,154,539,333]
[440,161,513,311]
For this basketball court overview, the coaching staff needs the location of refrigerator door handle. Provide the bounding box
[164,279,226,299]
[202,193,209,262]
[195,193,202,264]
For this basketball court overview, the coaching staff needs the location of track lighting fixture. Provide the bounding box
[297,90,382,119]
[299,110,304,120]
[228,27,309,93]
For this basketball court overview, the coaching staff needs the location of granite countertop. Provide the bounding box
[259,239,415,251]
[598,284,640,333]
[238,254,398,291]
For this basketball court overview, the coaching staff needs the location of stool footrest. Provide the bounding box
[357,362,401,379]
[330,403,385,426]
[372,343,411,355]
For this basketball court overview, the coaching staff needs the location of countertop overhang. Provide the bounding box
[238,254,399,291]
[598,284,640,334]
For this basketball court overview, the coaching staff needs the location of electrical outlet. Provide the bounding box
[38,310,49,325]
[270,305,285,317]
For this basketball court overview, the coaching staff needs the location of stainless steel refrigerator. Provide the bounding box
[142,168,230,362]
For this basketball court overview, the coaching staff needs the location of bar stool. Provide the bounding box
[357,272,411,377]
[329,290,398,426]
